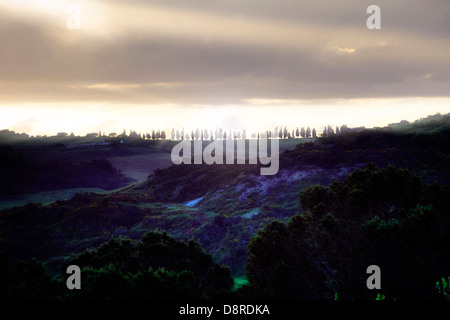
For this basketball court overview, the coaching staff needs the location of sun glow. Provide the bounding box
[2,97,450,137]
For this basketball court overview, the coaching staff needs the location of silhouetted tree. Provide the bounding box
[195,129,199,140]
[340,125,349,134]
[327,125,335,135]
[128,130,140,139]
[300,127,305,138]
[86,132,98,138]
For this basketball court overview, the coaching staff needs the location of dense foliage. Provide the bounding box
[245,164,450,299]
[0,231,233,299]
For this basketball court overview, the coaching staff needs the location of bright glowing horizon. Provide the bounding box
[1,1,449,136]
[1,97,450,137]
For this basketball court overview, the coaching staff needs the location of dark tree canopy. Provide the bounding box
[246,165,450,300]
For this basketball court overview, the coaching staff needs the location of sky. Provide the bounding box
[0,0,449,136]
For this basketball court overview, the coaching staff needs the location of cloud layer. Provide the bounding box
[0,0,449,107]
